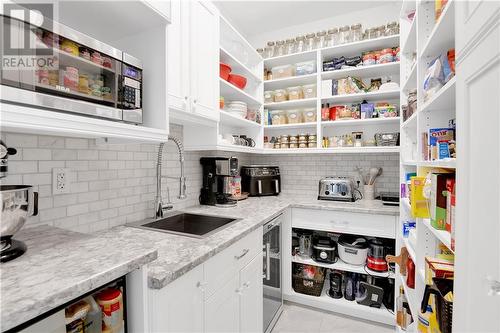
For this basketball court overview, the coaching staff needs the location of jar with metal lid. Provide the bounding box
[308,141,317,148]
[305,33,316,51]
[386,21,399,36]
[295,35,305,53]
[275,40,285,57]
[308,134,317,142]
[326,28,339,46]
[256,48,264,58]
[298,142,308,149]
[298,133,308,141]
[368,28,379,39]
[350,23,362,42]
[315,30,327,49]
[339,25,351,44]
[285,38,295,55]
[289,135,299,143]
[378,25,387,37]
[280,134,290,143]
[264,41,275,58]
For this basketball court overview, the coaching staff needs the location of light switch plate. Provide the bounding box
[52,168,71,194]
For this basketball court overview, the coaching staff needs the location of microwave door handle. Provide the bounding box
[274,179,279,193]
[258,180,262,194]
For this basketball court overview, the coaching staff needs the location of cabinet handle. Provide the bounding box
[235,287,243,295]
[197,281,207,292]
[243,281,251,288]
[234,248,249,260]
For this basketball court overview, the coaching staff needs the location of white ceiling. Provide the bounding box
[213,1,398,38]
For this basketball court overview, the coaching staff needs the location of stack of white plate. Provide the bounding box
[226,101,247,119]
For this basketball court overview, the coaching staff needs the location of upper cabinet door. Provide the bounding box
[454,2,500,332]
[189,0,220,121]
[167,0,189,112]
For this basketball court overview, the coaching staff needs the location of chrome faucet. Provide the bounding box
[155,135,187,218]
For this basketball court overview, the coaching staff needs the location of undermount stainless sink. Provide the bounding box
[129,213,240,238]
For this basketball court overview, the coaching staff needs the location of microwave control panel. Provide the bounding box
[120,64,142,110]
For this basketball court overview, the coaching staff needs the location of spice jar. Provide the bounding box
[256,48,264,58]
[264,41,275,58]
[305,33,316,51]
[386,21,399,36]
[350,24,362,42]
[315,30,327,49]
[339,25,350,44]
[378,25,387,37]
[285,39,295,55]
[327,28,339,46]
[295,35,305,53]
[275,40,285,57]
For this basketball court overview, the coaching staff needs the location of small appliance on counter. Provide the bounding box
[337,234,368,265]
[378,192,400,206]
[241,165,281,196]
[318,176,356,201]
[200,157,239,207]
[0,141,39,262]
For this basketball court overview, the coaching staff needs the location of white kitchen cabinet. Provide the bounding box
[168,0,219,122]
[240,254,264,333]
[204,274,241,333]
[148,264,204,333]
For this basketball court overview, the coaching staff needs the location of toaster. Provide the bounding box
[318,177,355,202]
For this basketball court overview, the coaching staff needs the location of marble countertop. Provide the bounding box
[115,196,398,289]
[0,225,158,332]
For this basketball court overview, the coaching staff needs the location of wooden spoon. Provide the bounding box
[386,247,409,275]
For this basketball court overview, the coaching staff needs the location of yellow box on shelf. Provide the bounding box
[410,176,430,218]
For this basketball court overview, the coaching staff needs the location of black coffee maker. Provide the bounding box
[200,157,238,207]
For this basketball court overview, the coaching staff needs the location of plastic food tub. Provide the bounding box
[303,108,317,122]
[273,89,288,102]
[286,86,303,100]
[302,84,317,99]
[272,65,294,79]
[220,63,231,80]
[270,110,287,125]
[287,109,303,123]
[228,74,247,89]
[295,61,316,76]
[264,91,275,103]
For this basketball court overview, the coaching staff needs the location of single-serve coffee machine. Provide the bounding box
[200,157,238,207]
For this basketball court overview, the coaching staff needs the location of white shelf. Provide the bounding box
[286,286,394,325]
[219,110,261,128]
[263,50,317,68]
[322,90,400,104]
[220,47,262,83]
[420,0,455,58]
[401,62,417,92]
[321,62,400,80]
[264,98,317,110]
[418,159,456,169]
[403,237,416,263]
[0,102,168,142]
[264,73,317,90]
[401,14,417,55]
[420,76,456,113]
[185,144,261,154]
[292,255,395,279]
[401,111,417,130]
[400,274,419,318]
[322,117,400,127]
[264,122,317,130]
[220,78,262,106]
[422,218,453,253]
[264,146,400,154]
[321,35,400,59]
[402,198,411,212]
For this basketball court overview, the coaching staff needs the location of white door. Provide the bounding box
[204,273,240,333]
[149,265,204,333]
[240,255,263,333]
[454,1,500,332]
[188,0,219,121]
[167,0,189,112]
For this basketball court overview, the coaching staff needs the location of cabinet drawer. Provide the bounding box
[292,208,396,239]
[204,228,261,298]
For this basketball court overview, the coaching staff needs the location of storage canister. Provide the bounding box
[264,91,275,103]
[272,65,294,79]
[303,108,317,122]
[285,38,295,55]
[302,84,317,98]
[295,35,305,53]
[270,110,287,125]
[295,60,316,76]
[275,40,285,57]
[287,109,302,124]
[96,288,124,333]
[273,88,288,102]
[305,33,316,51]
[339,25,350,44]
[327,28,339,46]
[315,30,327,49]
[286,86,303,100]
[264,41,275,58]
[350,23,362,42]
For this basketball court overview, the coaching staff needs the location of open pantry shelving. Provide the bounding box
[398,0,456,331]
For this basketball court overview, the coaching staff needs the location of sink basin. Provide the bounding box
[131,213,240,238]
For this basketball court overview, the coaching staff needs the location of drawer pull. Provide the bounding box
[235,249,250,260]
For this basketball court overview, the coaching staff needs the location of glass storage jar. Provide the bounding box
[315,30,327,49]
[264,91,275,103]
[273,89,288,102]
[264,41,275,58]
[386,21,399,35]
[285,38,295,55]
[286,109,302,124]
[368,28,379,39]
[305,33,316,51]
[295,35,305,53]
[350,24,362,42]
[256,48,264,58]
[302,84,317,99]
[339,25,351,44]
[274,40,285,57]
[327,28,339,46]
[378,25,387,37]
[286,86,303,100]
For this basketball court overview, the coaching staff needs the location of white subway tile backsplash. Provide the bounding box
[23,148,51,160]
[67,203,89,217]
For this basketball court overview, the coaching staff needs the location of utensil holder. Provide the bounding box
[364,185,375,200]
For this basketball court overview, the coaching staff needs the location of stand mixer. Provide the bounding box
[0,140,39,263]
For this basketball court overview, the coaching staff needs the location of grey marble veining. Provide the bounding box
[118,196,398,289]
[0,225,157,332]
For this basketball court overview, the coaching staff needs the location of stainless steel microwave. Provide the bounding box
[0,11,143,124]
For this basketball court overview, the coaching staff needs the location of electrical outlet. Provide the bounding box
[52,168,71,194]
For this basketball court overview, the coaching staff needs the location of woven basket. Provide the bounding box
[292,264,325,297]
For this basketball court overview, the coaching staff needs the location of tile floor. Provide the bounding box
[271,302,394,333]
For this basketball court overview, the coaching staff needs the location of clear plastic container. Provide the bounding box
[303,108,317,122]
[286,86,303,100]
[295,61,316,76]
[270,110,287,125]
[295,36,305,53]
[350,24,362,42]
[273,89,288,102]
[272,65,294,79]
[305,33,316,51]
[302,84,317,99]
[264,91,275,103]
[339,25,351,44]
[287,109,303,124]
